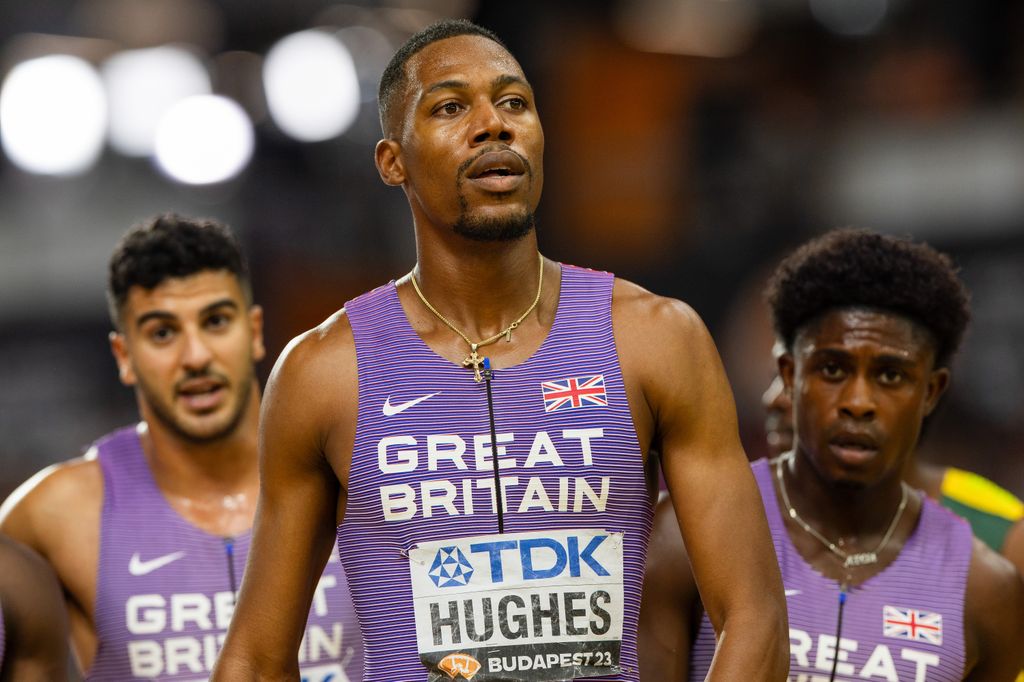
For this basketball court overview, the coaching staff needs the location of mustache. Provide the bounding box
[174,368,230,392]
[456,145,532,180]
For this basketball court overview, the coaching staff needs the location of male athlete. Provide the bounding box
[641,229,1024,680]
[0,215,362,680]
[0,532,69,680]
[762,342,1024,567]
[214,19,787,682]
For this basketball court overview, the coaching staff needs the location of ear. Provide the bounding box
[248,305,266,363]
[923,366,950,416]
[375,138,405,186]
[109,331,137,386]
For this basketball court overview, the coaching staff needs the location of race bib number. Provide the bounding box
[409,528,624,681]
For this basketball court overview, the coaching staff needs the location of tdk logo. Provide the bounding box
[429,535,610,588]
[429,547,475,587]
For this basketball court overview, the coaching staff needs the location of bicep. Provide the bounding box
[651,309,783,632]
[223,334,353,671]
[0,541,70,681]
[964,542,1024,678]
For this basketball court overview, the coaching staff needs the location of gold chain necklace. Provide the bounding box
[775,454,909,569]
[408,253,544,382]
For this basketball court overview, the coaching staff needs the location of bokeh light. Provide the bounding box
[263,29,360,142]
[0,54,108,175]
[153,94,253,184]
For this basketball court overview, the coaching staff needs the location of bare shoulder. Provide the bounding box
[0,455,102,552]
[1000,517,1024,575]
[272,308,357,384]
[612,278,708,347]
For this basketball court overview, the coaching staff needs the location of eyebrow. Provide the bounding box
[423,74,531,98]
[809,347,916,367]
[134,298,240,329]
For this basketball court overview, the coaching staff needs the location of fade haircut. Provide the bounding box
[378,18,507,138]
[107,213,251,328]
[766,228,970,368]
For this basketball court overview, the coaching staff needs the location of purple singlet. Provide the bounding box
[689,458,971,681]
[88,426,363,681]
[339,265,653,681]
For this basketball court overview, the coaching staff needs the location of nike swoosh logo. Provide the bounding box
[785,589,802,597]
[129,551,186,576]
[383,392,440,416]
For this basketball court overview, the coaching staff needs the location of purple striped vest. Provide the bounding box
[90,426,363,681]
[339,265,653,681]
[689,458,970,681]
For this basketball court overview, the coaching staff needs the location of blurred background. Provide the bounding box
[1,0,1022,501]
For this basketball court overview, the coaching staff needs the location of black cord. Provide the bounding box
[224,536,238,602]
[829,588,847,682]
[482,358,504,534]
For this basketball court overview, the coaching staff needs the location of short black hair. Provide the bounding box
[766,228,970,367]
[378,19,507,137]
[107,213,251,327]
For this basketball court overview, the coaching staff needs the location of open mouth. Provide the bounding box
[177,378,227,412]
[828,431,880,464]
[465,149,527,188]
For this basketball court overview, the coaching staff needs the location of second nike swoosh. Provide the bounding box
[383,392,441,416]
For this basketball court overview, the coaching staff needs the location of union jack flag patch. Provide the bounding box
[882,605,942,645]
[541,375,608,412]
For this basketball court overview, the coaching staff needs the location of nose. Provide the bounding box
[470,100,512,145]
[761,374,791,414]
[180,327,214,372]
[838,373,876,420]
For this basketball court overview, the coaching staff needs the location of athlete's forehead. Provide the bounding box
[404,34,529,99]
[120,270,246,327]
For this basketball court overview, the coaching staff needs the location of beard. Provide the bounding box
[452,206,536,242]
[135,368,254,445]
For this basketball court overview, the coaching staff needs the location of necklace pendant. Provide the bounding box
[843,552,877,568]
[463,350,484,382]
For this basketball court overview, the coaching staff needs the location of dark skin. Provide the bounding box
[640,308,1024,679]
[762,340,1024,573]
[0,533,70,681]
[213,34,787,680]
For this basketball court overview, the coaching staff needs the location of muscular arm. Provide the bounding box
[615,283,788,680]
[213,314,356,680]
[963,538,1024,680]
[639,494,699,681]
[1000,519,1024,577]
[0,534,70,681]
[0,459,101,673]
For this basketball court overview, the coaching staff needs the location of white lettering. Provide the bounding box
[462,478,474,515]
[127,595,166,635]
[423,480,460,518]
[171,593,212,631]
[573,477,610,512]
[428,435,468,471]
[310,574,336,617]
[563,428,603,465]
[378,435,418,474]
[859,644,897,680]
[790,628,812,666]
[518,477,555,513]
[165,635,202,674]
[814,634,855,676]
[214,591,235,629]
[128,640,162,676]
[901,649,940,682]
[381,484,416,520]
[524,432,563,467]
[474,433,516,470]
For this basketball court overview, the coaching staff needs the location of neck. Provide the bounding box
[411,234,545,340]
[904,459,945,501]
[138,386,260,499]
[781,450,907,543]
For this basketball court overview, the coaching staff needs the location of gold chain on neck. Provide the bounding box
[775,453,909,570]
[408,253,544,382]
